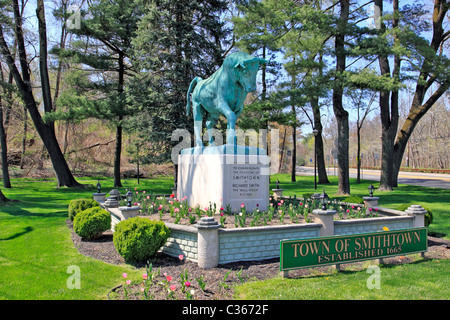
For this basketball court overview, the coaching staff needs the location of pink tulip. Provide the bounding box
[179,255,184,261]
[167,276,172,282]
[122,273,127,279]
[143,273,148,280]
[346,209,350,213]
[185,281,191,287]
[220,207,224,211]
[241,203,245,208]
[170,285,176,291]
[220,212,224,216]
[174,208,179,212]
[126,280,131,285]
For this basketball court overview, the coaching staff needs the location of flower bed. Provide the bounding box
[124,188,379,228]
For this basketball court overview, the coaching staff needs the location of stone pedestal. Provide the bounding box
[103,196,119,208]
[195,217,221,269]
[405,205,427,228]
[363,196,379,208]
[118,206,141,220]
[312,209,337,237]
[177,153,269,212]
[92,192,106,203]
[272,189,283,200]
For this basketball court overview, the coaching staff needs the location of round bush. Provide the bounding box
[73,207,111,240]
[68,198,100,221]
[113,217,170,263]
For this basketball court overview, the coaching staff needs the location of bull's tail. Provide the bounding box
[186,76,202,116]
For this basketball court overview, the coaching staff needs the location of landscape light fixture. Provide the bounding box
[319,189,329,210]
[276,180,280,189]
[126,190,133,207]
[368,184,375,197]
[96,181,101,193]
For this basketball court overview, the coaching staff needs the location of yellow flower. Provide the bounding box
[383,226,389,231]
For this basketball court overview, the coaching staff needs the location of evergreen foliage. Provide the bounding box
[127,0,230,163]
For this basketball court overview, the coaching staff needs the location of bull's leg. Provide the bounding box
[192,102,204,147]
[223,108,237,145]
[205,114,217,146]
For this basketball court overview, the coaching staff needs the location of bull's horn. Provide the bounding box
[234,62,246,69]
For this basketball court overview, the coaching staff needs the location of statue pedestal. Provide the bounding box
[177,151,269,212]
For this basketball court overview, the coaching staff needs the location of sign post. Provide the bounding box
[280,227,427,272]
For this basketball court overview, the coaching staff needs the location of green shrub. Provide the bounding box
[396,204,433,227]
[68,198,100,221]
[113,217,170,263]
[73,207,111,240]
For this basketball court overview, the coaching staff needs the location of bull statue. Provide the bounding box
[186,51,265,148]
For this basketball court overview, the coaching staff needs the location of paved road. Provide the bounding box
[296,166,450,189]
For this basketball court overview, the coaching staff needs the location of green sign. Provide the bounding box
[280,227,427,271]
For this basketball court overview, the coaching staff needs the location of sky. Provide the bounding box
[18,0,448,139]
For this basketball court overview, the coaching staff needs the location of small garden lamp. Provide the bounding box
[319,189,329,210]
[96,181,101,193]
[126,190,133,207]
[368,184,375,197]
[276,180,280,189]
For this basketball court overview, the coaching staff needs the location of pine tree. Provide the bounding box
[129,0,229,182]
[49,0,143,187]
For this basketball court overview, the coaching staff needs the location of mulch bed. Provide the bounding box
[67,219,450,300]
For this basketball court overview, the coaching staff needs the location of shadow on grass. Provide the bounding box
[0,226,34,241]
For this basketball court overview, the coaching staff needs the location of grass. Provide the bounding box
[0,173,448,299]
[234,258,450,300]
[0,177,171,300]
[271,174,450,239]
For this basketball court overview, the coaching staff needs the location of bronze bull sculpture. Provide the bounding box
[186,51,265,147]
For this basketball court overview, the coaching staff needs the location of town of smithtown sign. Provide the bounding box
[280,227,428,271]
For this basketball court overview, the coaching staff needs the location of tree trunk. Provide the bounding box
[113,53,125,188]
[392,0,449,186]
[312,98,329,185]
[0,6,80,188]
[114,120,123,188]
[377,0,399,191]
[20,106,27,169]
[332,0,350,195]
[0,79,11,188]
[356,125,361,184]
[0,188,9,202]
[291,123,296,182]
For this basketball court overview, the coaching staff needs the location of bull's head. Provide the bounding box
[234,57,266,93]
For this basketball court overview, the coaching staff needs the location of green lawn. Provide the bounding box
[271,174,450,239]
[235,258,450,300]
[0,174,448,300]
[0,177,172,300]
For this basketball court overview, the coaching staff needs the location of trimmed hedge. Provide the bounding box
[113,217,170,263]
[73,207,111,240]
[68,198,100,221]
